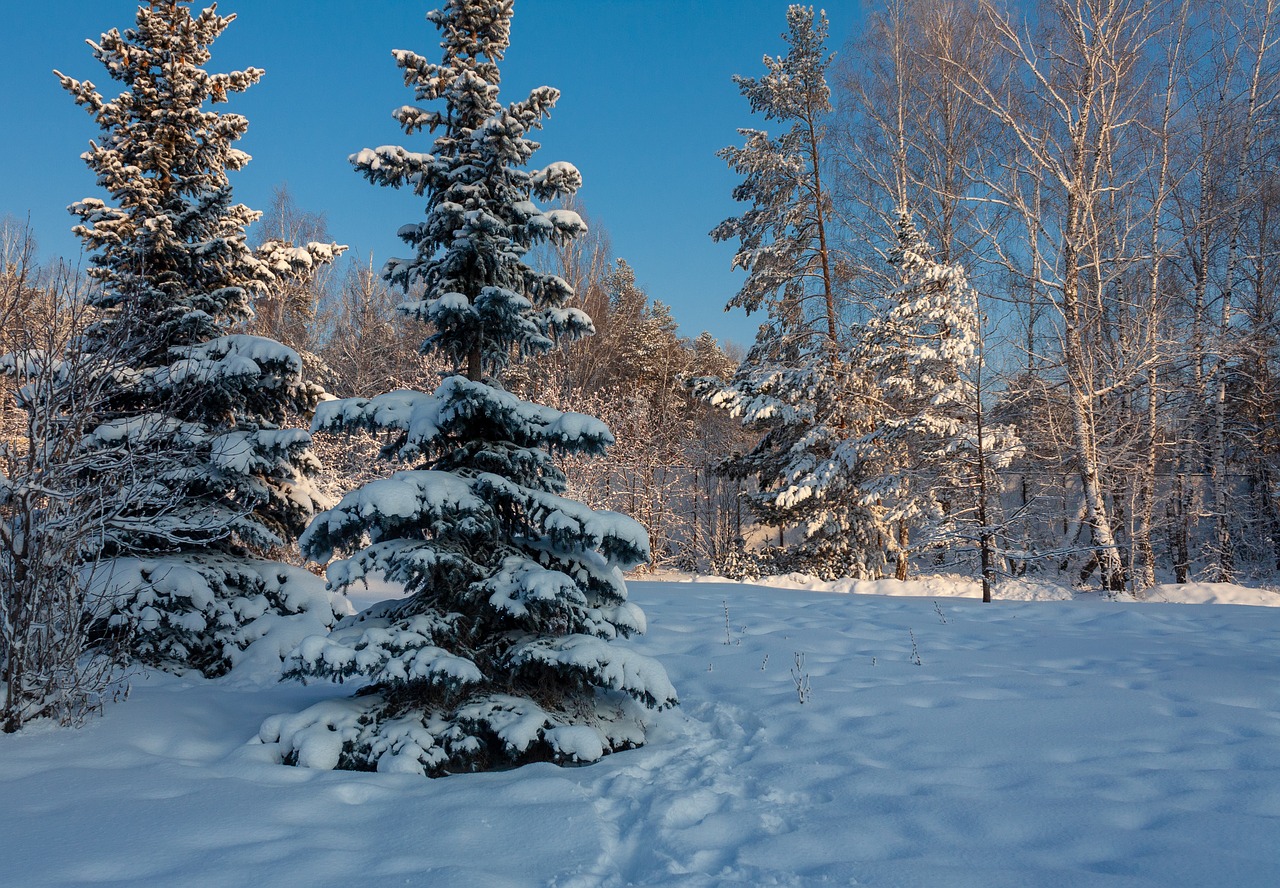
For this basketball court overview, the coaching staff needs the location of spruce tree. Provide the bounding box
[851,210,1018,580]
[261,0,675,776]
[54,2,344,676]
[694,6,880,578]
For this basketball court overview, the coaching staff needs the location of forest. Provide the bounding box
[2,0,1279,754]
[4,4,1280,886]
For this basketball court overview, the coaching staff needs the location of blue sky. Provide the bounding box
[0,1,861,348]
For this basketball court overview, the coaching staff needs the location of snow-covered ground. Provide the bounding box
[4,575,1280,887]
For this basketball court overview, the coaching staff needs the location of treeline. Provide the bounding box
[9,0,1280,598]
[689,0,1280,594]
[2,196,748,575]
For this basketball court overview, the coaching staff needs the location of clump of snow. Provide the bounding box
[511,635,678,710]
[531,161,582,194]
[259,695,371,770]
[1143,581,1280,605]
[311,377,615,460]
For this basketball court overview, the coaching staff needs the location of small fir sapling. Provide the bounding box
[261,0,676,776]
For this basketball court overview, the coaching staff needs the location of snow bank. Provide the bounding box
[654,569,1280,606]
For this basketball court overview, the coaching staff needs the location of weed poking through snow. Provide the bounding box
[792,652,812,703]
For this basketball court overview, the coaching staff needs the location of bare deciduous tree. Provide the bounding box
[1,259,136,732]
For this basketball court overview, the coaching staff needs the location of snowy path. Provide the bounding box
[3,578,1280,886]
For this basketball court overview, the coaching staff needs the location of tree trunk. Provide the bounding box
[1063,203,1126,592]
[1135,370,1159,589]
[1172,467,1191,584]
[976,431,995,603]
[895,521,910,581]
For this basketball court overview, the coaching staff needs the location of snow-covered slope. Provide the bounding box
[3,577,1279,886]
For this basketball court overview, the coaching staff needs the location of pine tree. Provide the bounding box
[599,260,683,397]
[693,311,885,579]
[53,2,344,676]
[690,331,738,382]
[261,0,675,776]
[711,5,838,338]
[695,6,876,578]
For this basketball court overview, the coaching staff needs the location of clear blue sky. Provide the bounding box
[0,1,861,349]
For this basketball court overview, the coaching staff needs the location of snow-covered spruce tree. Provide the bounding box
[693,6,880,579]
[54,2,345,676]
[259,0,675,775]
[852,210,1018,581]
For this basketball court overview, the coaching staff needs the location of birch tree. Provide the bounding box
[944,0,1170,591]
[1204,0,1278,581]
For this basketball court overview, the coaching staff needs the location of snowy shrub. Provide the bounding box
[710,539,761,581]
[0,467,126,732]
[1,267,128,732]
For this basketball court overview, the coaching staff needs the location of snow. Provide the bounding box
[299,469,484,562]
[257,240,347,276]
[80,413,207,449]
[313,388,429,434]
[658,569,1280,605]
[312,380,614,457]
[4,574,1280,886]
[209,429,310,474]
[532,161,583,192]
[543,208,587,236]
[512,634,678,709]
[192,335,292,364]
[350,144,435,172]
[181,334,304,377]
[481,474,650,568]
